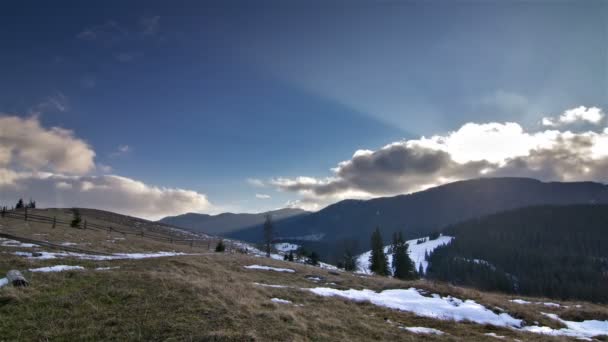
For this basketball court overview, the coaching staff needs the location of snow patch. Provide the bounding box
[274,243,300,252]
[95,266,120,271]
[308,287,522,328]
[29,265,85,273]
[15,251,190,260]
[522,313,608,339]
[271,298,292,304]
[244,265,295,273]
[484,332,505,339]
[0,237,38,248]
[356,235,454,275]
[253,282,289,288]
[402,327,444,335]
[0,277,8,288]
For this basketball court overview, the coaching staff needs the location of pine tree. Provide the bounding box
[288,250,294,262]
[418,263,424,277]
[392,232,417,280]
[369,227,389,276]
[215,240,226,252]
[308,251,320,266]
[263,214,273,258]
[343,248,358,271]
[70,208,82,228]
[15,198,24,209]
[27,199,36,209]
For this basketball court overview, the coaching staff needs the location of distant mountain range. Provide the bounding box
[159,208,308,235]
[227,177,608,261]
[160,177,608,262]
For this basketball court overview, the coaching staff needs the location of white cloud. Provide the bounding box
[0,114,213,219]
[0,172,212,220]
[109,145,131,158]
[0,115,95,174]
[255,193,271,199]
[271,106,608,208]
[246,178,265,187]
[542,106,604,127]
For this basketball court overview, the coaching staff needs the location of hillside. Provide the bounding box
[2,207,608,340]
[427,205,608,303]
[229,178,608,262]
[160,208,308,235]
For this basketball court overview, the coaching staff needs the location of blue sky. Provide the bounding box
[1,1,607,217]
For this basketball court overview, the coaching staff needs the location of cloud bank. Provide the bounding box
[271,107,608,210]
[0,115,212,219]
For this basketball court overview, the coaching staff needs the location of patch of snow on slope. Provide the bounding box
[14,251,190,260]
[244,265,295,273]
[274,243,300,252]
[402,327,444,335]
[0,277,8,288]
[308,287,522,328]
[29,265,85,273]
[522,313,608,339]
[271,298,292,304]
[356,235,454,275]
[1,237,38,248]
[253,282,289,288]
[484,332,505,339]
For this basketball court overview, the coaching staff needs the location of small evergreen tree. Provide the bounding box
[215,240,226,252]
[27,199,36,209]
[308,251,320,266]
[70,208,82,228]
[1,206,6,217]
[263,214,273,257]
[392,231,417,280]
[418,263,424,277]
[15,198,24,209]
[369,227,389,276]
[288,250,294,262]
[343,248,358,271]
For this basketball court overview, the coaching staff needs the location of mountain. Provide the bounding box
[228,178,608,261]
[159,208,308,235]
[427,204,608,302]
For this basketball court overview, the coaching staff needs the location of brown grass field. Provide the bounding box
[1,209,607,341]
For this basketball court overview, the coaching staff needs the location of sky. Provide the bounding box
[0,1,607,219]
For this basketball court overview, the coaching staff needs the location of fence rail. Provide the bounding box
[0,209,213,248]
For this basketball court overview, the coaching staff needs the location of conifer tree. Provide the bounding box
[70,208,82,228]
[308,251,320,266]
[263,214,273,257]
[392,231,417,280]
[369,227,389,276]
[215,240,226,252]
[15,198,24,209]
[288,250,294,262]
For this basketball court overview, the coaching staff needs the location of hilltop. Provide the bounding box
[1,207,608,340]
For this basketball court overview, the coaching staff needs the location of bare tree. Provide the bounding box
[263,213,273,257]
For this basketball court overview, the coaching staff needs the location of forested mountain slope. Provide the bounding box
[427,205,608,302]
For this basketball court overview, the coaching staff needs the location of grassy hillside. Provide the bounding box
[428,205,608,302]
[1,208,607,341]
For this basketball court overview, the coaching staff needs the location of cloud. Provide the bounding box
[476,90,529,113]
[109,145,131,158]
[0,172,212,220]
[31,92,69,114]
[0,115,95,174]
[246,178,265,187]
[0,114,214,219]
[271,106,608,209]
[76,21,126,42]
[542,106,604,127]
[255,193,271,199]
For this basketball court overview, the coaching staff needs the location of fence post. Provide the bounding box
[52,216,56,229]
[140,230,144,238]
[83,220,87,230]
[24,207,28,221]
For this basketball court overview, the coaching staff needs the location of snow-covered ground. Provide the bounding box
[271,298,292,304]
[29,265,85,273]
[522,313,608,339]
[14,251,190,260]
[308,287,522,327]
[356,235,454,275]
[0,277,8,288]
[307,286,608,339]
[274,242,300,252]
[510,299,563,308]
[244,265,295,273]
[0,237,38,248]
[402,327,444,335]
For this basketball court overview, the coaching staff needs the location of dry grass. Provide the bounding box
[1,211,607,341]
